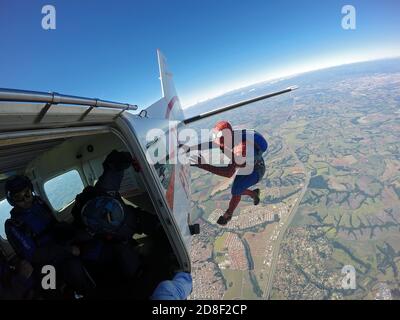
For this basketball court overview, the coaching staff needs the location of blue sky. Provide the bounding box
[0,0,399,108]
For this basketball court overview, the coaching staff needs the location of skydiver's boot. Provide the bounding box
[242,189,260,205]
[217,213,232,226]
[253,189,260,205]
[217,195,241,226]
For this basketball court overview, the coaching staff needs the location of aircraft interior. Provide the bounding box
[0,130,180,299]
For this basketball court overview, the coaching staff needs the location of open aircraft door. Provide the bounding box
[115,50,193,271]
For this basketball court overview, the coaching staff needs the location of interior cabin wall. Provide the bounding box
[27,132,149,220]
[0,131,152,254]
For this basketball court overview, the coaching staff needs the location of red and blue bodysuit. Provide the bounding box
[191,121,268,225]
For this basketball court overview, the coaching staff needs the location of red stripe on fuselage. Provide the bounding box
[165,96,179,119]
[165,125,178,210]
[166,167,175,210]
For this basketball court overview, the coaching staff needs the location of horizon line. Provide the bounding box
[182,54,400,110]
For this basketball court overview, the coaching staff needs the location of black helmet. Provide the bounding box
[5,175,33,206]
[81,196,125,234]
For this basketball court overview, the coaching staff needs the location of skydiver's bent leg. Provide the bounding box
[226,195,241,216]
[234,170,262,205]
[242,189,256,198]
[217,171,261,226]
[242,189,261,205]
[231,171,260,196]
[217,195,243,226]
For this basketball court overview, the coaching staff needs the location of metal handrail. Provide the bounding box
[0,88,138,111]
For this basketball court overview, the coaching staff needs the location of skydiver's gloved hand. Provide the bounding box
[97,150,133,192]
[103,150,132,172]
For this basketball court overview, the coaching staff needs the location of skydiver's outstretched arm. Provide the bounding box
[179,141,216,154]
[198,163,237,178]
[96,150,132,192]
[192,155,237,178]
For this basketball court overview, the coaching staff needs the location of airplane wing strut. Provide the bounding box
[183,86,298,125]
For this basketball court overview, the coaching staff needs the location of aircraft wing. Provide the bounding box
[183,86,298,125]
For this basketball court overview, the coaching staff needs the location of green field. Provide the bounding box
[214,233,228,252]
[222,269,243,299]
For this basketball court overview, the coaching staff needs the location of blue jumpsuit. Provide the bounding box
[231,130,268,196]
